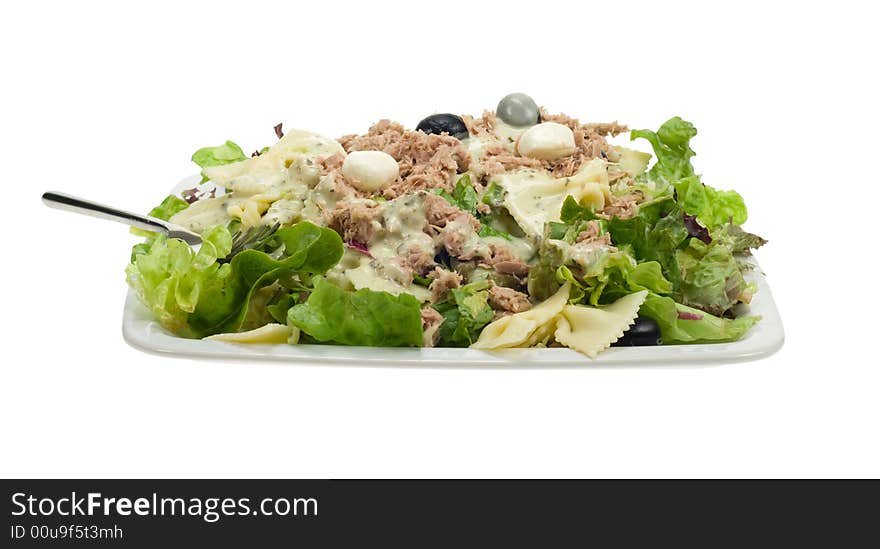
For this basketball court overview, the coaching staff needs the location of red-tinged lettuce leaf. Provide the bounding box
[714,222,768,254]
[683,213,711,244]
[676,239,745,316]
[674,175,748,229]
[640,292,759,344]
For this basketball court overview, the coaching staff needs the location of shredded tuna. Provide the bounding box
[421,306,444,347]
[462,111,497,139]
[423,192,479,230]
[476,202,491,215]
[325,199,381,243]
[403,245,436,276]
[576,220,612,246]
[491,260,530,277]
[325,170,363,199]
[441,229,468,257]
[583,121,629,137]
[484,244,530,277]
[315,153,345,174]
[428,267,462,303]
[607,168,628,183]
[600,192,642,220]
[479,143,544,177]
[488,286,532,314]
[338,120,470,199]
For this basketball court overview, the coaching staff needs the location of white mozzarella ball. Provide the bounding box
[341,150,400,192]
[516,122,577,161]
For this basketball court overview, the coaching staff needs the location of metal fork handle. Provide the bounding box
[42,191,201,244]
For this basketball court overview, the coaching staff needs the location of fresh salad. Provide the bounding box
[126,93,767,358]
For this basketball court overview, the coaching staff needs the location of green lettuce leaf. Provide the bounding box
[127,222,343,337]
[676,239,745,316]
[555,265,588,304]
[126,225,234,337]
[130,195,190,240]
[630,116,697,185]
[267,293,299,324]
[434,280,495,347]
[632,117,749,229]
[713,221,768,254]
[559,195,599,224]
[287,279,423,347]
[191,140,247,182]
[481,181,505,207]
[555,196,608,243]
[188,222,343,335]
[527,261,561,302]
[477,224,512,240]
[626,261,674,295]
[436,174,478,214]
[149,195,189,220]
[640,292,759,344]
[673,176,748,228]
[608,199,689,287]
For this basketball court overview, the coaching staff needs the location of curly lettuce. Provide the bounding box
[126,225,233,337]
[630,116,697,186]
[676,239,745,316]
[433,280,495,347]
[127,222,343,338]
[673,176,747,229]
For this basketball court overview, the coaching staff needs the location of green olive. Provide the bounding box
[496,93,540,127]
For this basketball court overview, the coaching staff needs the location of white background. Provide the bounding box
[1,0,878,478]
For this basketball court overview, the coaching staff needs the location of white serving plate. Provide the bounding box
[123,260,782,367]
[123,176,784,367]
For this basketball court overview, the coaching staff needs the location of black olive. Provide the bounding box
[612,316,662,347]
[416,113,469,140]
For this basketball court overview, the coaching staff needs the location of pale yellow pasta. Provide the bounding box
[226,190,282,229]
[496,158,612,236]
[553,290,648,358]
[203,129,345,188]
[205,323,293,344]
[471,283,571,349]
[522,317,559,347]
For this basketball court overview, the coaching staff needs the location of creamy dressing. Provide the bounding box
[482,235,536,261]
[344,257,431,302]
[547,238,622,276]
[492,119,528,147]
[443,215,490,259]
[171,195,246,233]
[325,192,437,302]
